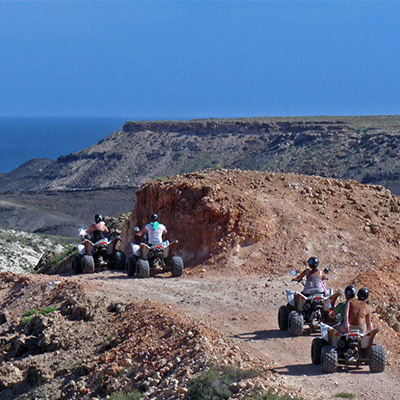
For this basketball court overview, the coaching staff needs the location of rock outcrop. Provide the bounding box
[121,169,400,272]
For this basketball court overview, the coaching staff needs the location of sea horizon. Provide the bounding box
[0,116,188,173]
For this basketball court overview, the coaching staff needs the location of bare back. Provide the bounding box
[347,298,371,329]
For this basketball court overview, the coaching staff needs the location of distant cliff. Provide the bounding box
[1,116,400,194]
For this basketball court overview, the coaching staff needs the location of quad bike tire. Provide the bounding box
[369,344,386,373]
[114,250,126,270]
[321,345,338,373]
[72,255,83,274]
[288,311,304,336]
[137,258,150,278]
[278,306,289,330]
[82,255,95,273]
[127,256,137,277]
[171,256,184,277]
[311,338,325,365]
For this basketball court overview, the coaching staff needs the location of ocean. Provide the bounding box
[0,117,131,173]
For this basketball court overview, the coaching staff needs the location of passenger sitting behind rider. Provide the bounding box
[344,287,372,333]
[136,214,167,246]
[292,257,329,295]
[84,214,109,242]
[332,285,357,332]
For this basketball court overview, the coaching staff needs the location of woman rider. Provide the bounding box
[292,257,329,295]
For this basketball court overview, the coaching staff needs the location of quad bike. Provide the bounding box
[127,240,183,278]
[278,270,341,336]
[72,229,126,274]
[311,322,386,373]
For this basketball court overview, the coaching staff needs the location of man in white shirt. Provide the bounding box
[136,214,167,245]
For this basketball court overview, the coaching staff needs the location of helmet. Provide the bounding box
[357,287,369,300]
[94,214,104,223]
[344,285,357,300]
[150,213,158,222]
[307,257,319,269]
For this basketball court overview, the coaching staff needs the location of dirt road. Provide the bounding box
[72,270,400,400]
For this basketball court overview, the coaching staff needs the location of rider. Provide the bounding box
[344,287,372,333]
[332,285,356,331]
[84,214,109,242]
[292,257,329,295]
[136,214,167,246]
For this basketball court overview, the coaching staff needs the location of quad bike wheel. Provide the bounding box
[127,256,137,277]
[82,255,95,273]
[369,344,386,373]
[72,255,83,274]
[114,250,126,270]
[171,256,184,277]
[321,345,338,373]
[288,311,304,336]
[311,338,325,364]
[137,258,150,278]
[278,306,289,330]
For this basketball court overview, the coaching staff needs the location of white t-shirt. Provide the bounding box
[145,223,166,245]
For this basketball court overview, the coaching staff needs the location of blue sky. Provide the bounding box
[1,0,400,118]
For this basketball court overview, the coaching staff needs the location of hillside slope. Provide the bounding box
[2,116,400,194]
[1,170,400,399]
[121,169,400,272]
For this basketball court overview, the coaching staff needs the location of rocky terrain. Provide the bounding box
[2,116,400,235]
[0,228,73,274]
[1,169,400,399]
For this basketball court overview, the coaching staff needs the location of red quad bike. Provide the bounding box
[128,240,183,278]
[278,270,341,336]
[72,230,126,274]
[311,322,386,373]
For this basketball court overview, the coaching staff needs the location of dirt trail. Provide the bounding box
[24,169,400,399]
[73,270,400,400]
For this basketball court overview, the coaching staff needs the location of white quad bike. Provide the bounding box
[72,229,126,274]
[311,322,386,373]
[278,269,341,336]
[127,239,184,278]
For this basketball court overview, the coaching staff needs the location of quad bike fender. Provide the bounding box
[360,328,380,349]
[107,237,120,254]
[131,243,140,257]
[324,292,342,311]
[77,243,85,255]
[140,243,151,259]
[286,290,295,307]
[320,322,336,343]
[163,240,178,258]
[294,292,308,311]
[83,239,94,255]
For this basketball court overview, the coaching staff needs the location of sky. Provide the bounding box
[1,0,400,118]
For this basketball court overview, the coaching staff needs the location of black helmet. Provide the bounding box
[357,287,369,300]
[344,285,357,300]
[307,257,319,269]
[94,214,104,223]
[150,213,158,222]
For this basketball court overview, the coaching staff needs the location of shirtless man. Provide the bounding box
[344,287,372,333]
[84,214,109,241]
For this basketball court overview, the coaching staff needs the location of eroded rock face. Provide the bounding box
[121,169,400,272]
